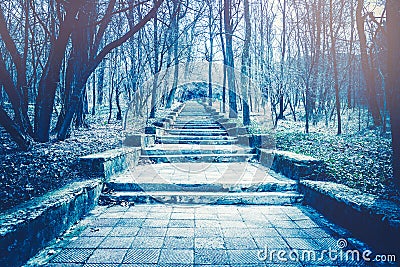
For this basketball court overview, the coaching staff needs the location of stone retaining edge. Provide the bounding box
[257,149,325,180]
[299,180,400,257]
[0,179,102,267]
[79,147,141,181]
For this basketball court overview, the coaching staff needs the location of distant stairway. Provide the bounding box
[101,101,303,205]
[141,101,257,163]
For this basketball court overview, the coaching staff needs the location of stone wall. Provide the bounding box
[0,180,102,267]
[258,149,325,180]
[300,180,400,257]
[79,147,140,182]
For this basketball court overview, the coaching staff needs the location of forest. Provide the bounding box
[0,0,400,209]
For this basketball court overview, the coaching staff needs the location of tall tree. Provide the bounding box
[356,0,381,127]
[165,0,184,109]
[57,0,164,140]
[224,0,237,118]
[329,0,342,135]
[241,0,251,126]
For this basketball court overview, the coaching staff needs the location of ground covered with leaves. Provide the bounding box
[0,122,124,212]
[275,123,398,202]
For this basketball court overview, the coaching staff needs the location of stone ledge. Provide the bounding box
[258,149,325,180]
[299,180,400,256]
[123,134,155,148]
[0,179,102,267]
[79,147,140,181]
[237,134,275,149]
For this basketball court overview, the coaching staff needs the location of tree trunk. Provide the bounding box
[92,73,96,115]
[97,60,105,105]
[356,0,381,127]
[224,0,237,118]
[329,0,341,135]
[34,4,82,142]
[219,0,227,113]
[166,0,180,109]
[208,1,214,106]
[116,86,122,120]
[278,0,287,121]
[241,0,251,126]
[150,4,159,118]
[0,106,32,151]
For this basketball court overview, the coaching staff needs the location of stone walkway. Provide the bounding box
[27,204,372,266]
[24,101,382,266]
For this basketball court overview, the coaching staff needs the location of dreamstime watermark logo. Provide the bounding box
[257,238,397,264]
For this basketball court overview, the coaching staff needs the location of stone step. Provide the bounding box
[100,191,303,205]
[106,180,297,193]
[178,113,210,116]
[142,144,254,155]
[167,129,228,136]
[173,121,218,125]
[173,121,220,125]
[173,125,221,130]
[157,135,236,141]
[157,139,238,145]
[140,153,257,163]
[174,118,214,123]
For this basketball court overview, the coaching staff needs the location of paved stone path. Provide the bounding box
[27,204,371,266]
[25,101,377,266]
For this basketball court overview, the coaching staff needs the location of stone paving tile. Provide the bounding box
[169,219,195,227]
[275,228,310,238]
[42,264,80,267]
[195,237,225,249]
[158,249,194,264]
[194,249,229,265]
[85,249,127,264]
[224,237,258,250]
[116,219,145,227]
[166,227,194,237]
[270,220,299,229]
[248,228,281,238]
[98,237,135,248]
[285,237,320,250]
[142,219,169,228]
[137,227,167,237]
[302,227,333,238]
[219,220,247,228]
[195,227,223,237]
[226,249,262,264]
[254,237,290,249]
[122,249,160,264]
[195,219,219,228]
[108,226,140,236]
[66,237,105,249]
[131,236,164,248]
[83,264,120,267]
[164,236,194,249]
[86,219,119,227]
[294,219,321,229]
[50,249,95,263]
[81,227,113,237]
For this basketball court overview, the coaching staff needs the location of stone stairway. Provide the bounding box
[141,101,256,163]
[101,101,303,205]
